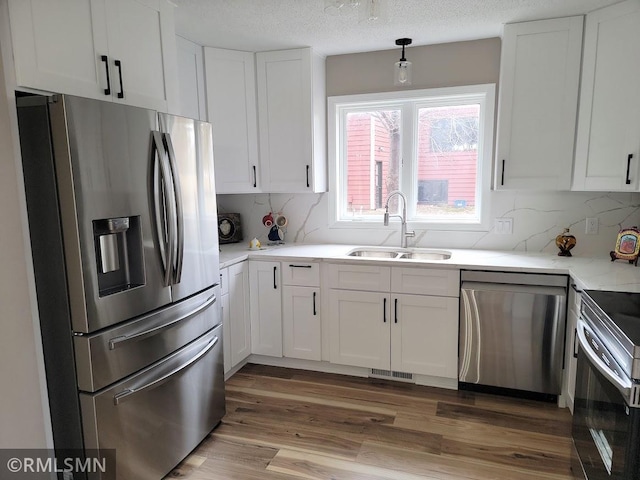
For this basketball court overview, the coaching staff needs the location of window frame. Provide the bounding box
[327,84,495,231]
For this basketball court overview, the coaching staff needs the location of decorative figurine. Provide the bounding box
[555,228,576,257]
[610,226,640,266]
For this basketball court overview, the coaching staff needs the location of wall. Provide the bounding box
[0,0,53,449]
[219,38,640,256]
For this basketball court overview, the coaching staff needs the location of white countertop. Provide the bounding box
[219,243,640,293]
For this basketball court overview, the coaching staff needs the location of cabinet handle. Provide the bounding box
[252,165,257,188]
[383,298,387,323]
[573,327,579,359]
[101,55,111,95]
[114,59,124,99]
[273,266,277,289]
[626,154,633,185]
[394,298,398,324]
[289,264,312,269]
[571,283,582,293]
[313,291,317,316]
[501,159,505,186]
[306,165,310,188]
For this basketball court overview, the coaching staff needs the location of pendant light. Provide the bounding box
[394,38,413,86]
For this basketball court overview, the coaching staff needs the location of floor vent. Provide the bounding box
[369,369,414,382]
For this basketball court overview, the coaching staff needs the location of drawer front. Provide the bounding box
[74,287,219,392]
[282,261,320,286]
[327,264,391,292]
[80,325,225,480]
[391,267,460,297]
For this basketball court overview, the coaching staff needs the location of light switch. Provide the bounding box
[494,217,513,234]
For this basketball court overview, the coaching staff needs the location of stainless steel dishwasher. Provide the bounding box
[459,270,567,397]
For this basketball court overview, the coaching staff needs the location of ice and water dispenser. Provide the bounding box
[93,216,144,296]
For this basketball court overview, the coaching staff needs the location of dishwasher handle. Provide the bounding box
[461,281,566,297]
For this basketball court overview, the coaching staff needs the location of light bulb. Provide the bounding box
[394,61,412,86]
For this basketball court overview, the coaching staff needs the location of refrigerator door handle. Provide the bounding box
[162,133,184,285]
[108,294,217,350]
[151,131,174,287]
[113,334,219,405]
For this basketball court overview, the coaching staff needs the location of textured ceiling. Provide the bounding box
[172,0,622,56]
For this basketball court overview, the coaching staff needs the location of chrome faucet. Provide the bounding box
[383,190,415,248]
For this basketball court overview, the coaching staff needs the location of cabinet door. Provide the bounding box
[249,261,282,357]
[229,261,251,366]
[564,284,581,413]
[221,291,231,374]
[573,0,640,191]
[8,0,110,100]
[105,0,178,111]
[496,16,583,190]
[176,36,206,120]
[329,290,389,370]
[282,286,321,361]
[391,294,458,378]
[256,48,314,193]
[204,47,260,193]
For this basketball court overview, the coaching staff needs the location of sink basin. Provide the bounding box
[347,249,401,258]
[400,250,452,261]
[346,247,451,261]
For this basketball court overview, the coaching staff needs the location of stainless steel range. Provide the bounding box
[572,290,640,480]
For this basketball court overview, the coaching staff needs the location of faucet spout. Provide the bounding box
[383,190,415,248]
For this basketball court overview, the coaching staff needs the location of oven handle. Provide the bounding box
[577,318,632,394]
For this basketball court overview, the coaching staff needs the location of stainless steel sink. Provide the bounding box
[347,249,401,258]
[346,247,451,261]
[399,250,452,261]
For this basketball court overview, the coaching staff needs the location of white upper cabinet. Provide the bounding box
[256,48,327,193]
[573,0,640,191]
[8,0,178,112]
[176,36,206,120]
[204,47,260,193]
[495,16,583,190]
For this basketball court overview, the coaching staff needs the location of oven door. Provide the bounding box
[572,319,640,480]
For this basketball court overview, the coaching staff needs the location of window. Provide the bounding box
[328,85,495,230]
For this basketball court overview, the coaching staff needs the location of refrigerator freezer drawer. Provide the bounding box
[80,324,225,480]
[74,286,220,392]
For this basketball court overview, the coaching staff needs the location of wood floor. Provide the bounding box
[166,364,574,480]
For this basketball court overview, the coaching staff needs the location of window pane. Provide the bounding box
[416,104,480,220]
[342,110,401,218]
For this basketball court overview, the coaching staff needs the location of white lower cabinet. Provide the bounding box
[220,261,251,374]
[329,289,390,370]
[391,294,458,378]
[327,264,460,379]
[283,286,321,361]
[249,260,282,357]
[564,282,582,412]
[281,261,322,361]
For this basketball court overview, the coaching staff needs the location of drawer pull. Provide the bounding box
[289,264,312,269]
[113,335,218,405]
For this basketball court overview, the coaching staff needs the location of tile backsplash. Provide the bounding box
[217,190,640,258]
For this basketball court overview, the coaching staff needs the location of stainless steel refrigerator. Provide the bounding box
[17,94,224,480]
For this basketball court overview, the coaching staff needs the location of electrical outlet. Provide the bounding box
[586,217,599,235]
[494,217,513,234]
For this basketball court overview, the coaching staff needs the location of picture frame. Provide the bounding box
[610,226,640,266]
